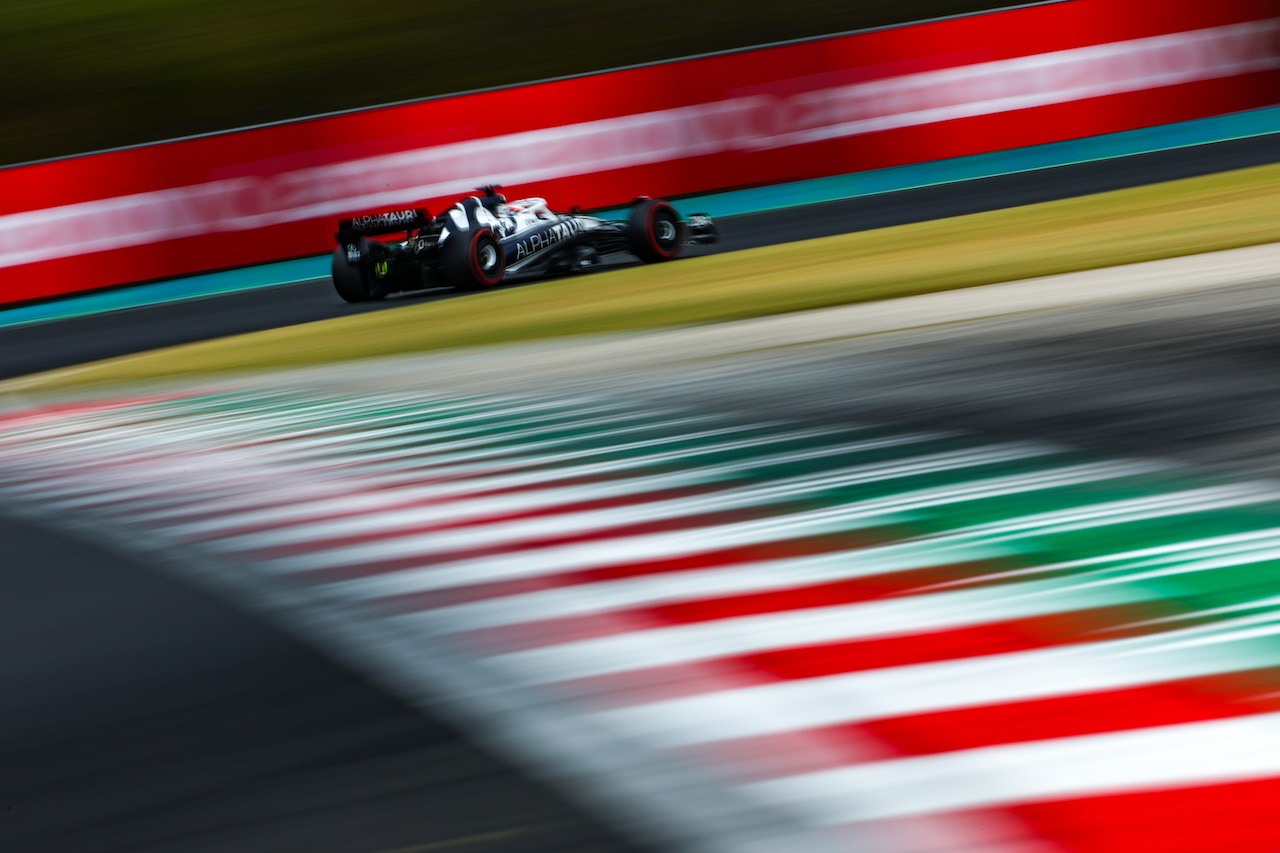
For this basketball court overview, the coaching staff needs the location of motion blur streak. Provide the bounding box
[6,386,1280,851]
[3,20,1275,271]
[4,0,1278,304]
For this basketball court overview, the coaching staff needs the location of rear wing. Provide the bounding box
[336,209,430,237]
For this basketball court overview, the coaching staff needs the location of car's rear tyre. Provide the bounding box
[444,227,505,290]
[332,238,387,303]
[627,200,684,262]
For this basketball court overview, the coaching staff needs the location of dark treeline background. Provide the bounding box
[1,0,1014,166]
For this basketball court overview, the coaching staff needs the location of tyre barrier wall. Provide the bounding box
[0,0,1276,307]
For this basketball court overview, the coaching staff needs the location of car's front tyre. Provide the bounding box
[627,199,684,262]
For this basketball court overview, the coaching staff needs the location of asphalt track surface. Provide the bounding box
[1,133,1278,853]
[0,513,639,853]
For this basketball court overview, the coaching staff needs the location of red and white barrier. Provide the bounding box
[0,0,1276,305]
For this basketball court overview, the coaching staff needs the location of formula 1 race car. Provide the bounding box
[331,187,718,302]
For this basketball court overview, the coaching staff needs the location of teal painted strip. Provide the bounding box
[0,255,330,330]
[3,106,1277,331]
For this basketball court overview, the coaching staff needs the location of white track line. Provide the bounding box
[480,576,1153,684]
[212,438,1016,557]
[266,442,1058,574]
[414,461,1163,631]
[740,711,1280,826]
[413,543,1006,634]
[154,425,860,533]
[582,614,1280,749]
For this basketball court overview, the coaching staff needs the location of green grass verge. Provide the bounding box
[13,162,1280,392]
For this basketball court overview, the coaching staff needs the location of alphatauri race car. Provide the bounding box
[331,187,718,302]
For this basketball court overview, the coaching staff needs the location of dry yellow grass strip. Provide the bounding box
[15,162,1280,391]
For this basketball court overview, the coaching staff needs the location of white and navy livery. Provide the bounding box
[331,187,718,302]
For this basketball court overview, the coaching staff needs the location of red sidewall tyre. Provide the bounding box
[444,226,506,290]
[628,200,683,262]
[468,229,505,287]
